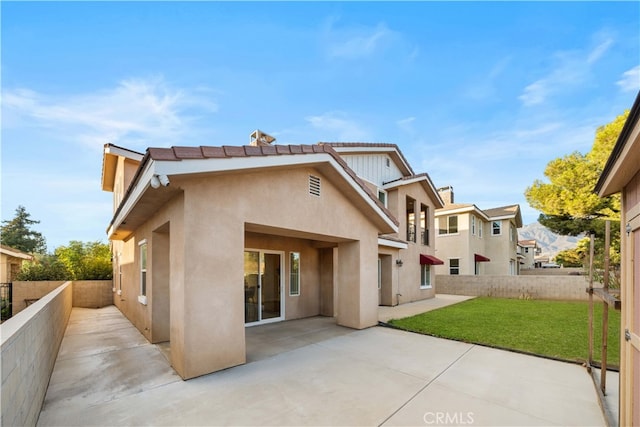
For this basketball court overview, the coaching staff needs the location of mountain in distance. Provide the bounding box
[518,222,581,258]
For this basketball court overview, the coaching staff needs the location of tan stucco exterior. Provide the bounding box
[102,142,442,379]
[595,92,640,427]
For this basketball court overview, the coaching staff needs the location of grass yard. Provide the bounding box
[389,297,620,366]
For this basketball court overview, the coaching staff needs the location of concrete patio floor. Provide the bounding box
[38,301,607,426]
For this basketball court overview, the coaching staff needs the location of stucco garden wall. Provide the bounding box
[12,280,113,315]
[1,282,72,427]
[436,274,589,301]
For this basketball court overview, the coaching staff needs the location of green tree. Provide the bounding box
[554,248,584,268]
[0,206,47,254]
[525,111,627,236]
[55,241,112,280]
[16,254,70,281]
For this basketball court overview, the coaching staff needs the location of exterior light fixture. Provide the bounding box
[626,223,632,236]
[396,259,403,267]
[150,174,170,189]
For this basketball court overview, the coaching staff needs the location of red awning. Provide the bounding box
[474,253,490,262]
[420,254,444,265]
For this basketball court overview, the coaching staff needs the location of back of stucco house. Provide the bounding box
[101,135,443,379]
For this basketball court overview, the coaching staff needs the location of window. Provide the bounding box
[479,221,483,238]
[510,225,516,242]
[138,240,147,305]
[471,215,476,235]
[421,264,432,288]
[420,204,429,246]
[406,197,416,242]
[449,258,460,275]
[378,189,387,207]
[289,252,300,296]
[492,221,501,235]
[525,247,529,253]
[438,215,458,235]
[309,175,321,197]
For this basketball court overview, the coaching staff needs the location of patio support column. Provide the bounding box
[336,238,378,329]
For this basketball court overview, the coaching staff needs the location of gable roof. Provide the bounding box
[484,204,523,227]
[106,143,399,240]
[595,90,640,196]
[0,244,34,260]
[101,143,144,192]
[435,203,489,220]
[319,142,415,177]
[382,173,445,208]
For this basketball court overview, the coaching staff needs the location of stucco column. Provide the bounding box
[336,238,378,329]
[179,201,246,379]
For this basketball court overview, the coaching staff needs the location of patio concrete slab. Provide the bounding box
[378,294,475,322]
[37,305,606,426]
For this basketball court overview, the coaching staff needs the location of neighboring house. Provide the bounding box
[434,186,522,276]
[101,137,442,380]
[594,91,640,427]
[518,239,541,269]
[0,245,33,283]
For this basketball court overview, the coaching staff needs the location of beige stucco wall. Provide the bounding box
[436,274,589,301]
[1,282,72,427]
[485,219,518,275]
[381,182,439,305]
[1,253,28,283]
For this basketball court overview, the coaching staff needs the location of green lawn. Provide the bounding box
[388,297,620,366]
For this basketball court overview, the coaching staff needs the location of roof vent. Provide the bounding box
[250,130,276,146]
[309,175,321,197]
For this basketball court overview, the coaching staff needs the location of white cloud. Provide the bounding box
[616,65,640,92]
[396,116,416,134]
[2,77,218,150]
[323,17,397,60]
[518,31,615,107]
[305,111,369,141]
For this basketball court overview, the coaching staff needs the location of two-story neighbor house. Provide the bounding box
[434,186,522,276]
[518,239,541,269]
[101,137,443,379]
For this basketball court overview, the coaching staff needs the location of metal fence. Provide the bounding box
[1,282,12,322]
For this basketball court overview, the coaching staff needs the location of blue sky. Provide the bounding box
[2,1,639,251]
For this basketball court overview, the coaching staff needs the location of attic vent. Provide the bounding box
[309,175,321,197]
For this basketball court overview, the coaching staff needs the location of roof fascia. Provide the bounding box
[436,205,489,221]
[108,153,399,238]
[383,175,445,208]
[0,247,33,260]
[378,237,408,249]
[595,91,640,196]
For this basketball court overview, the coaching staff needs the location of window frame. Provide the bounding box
[289,252,300,296]
[406,196,416,243]
[378,189,388,208]
[471,215,476,236]
[492,221,502,236]
[438,215,459,235]
[420,264,432,289]
[138,239,148,305]
[449,258,460,275]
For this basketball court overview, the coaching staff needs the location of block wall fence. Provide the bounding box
[436,274,590,301]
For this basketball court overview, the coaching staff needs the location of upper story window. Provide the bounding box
[406,197,416,243]
[510,225,516,242]
[438,215,458,235]
[420,204,429,246]
[492,221,501,236]
[378,189,387,207]
[479,221,483,238]
[471,215,476,236]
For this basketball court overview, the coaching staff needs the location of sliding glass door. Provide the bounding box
[244,250,283,324]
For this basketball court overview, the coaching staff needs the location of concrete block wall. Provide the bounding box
[436,275,590,301]
[1,282,72,427]
[72,280,113,308]
[12,280,112,315]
